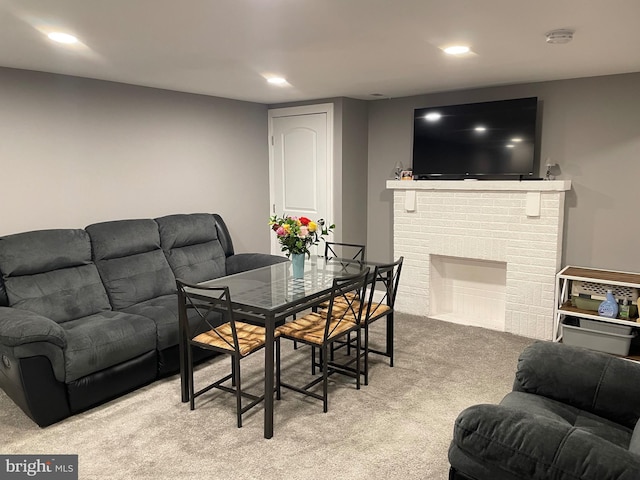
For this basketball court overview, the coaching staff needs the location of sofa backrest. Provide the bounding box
[0,229,111,323]
[212,214,235,257]
[86,219,176,310]
[155,213,227,283]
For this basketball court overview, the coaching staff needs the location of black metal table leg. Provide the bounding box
[179,312,189,402]
[264,313,275,439]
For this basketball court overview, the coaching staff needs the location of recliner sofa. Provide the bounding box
[0,213,287,427]
[449,340,640,480]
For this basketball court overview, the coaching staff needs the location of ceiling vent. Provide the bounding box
[546,29,574,44]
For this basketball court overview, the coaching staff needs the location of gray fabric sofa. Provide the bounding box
[449,341,640,480]
[0,213,287,427]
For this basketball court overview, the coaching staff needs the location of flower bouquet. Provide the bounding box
[269,215,335,258]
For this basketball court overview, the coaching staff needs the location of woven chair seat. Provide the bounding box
[276,311,357,345]
[192,322,276,356]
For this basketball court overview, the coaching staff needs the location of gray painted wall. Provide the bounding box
[4,66,638,273]
[367,72,640,271]
[0,67,271,253]
[339,98,369,246]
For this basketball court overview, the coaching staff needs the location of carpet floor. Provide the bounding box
[1,314,533,479]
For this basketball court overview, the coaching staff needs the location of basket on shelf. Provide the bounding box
[570,280,638,317]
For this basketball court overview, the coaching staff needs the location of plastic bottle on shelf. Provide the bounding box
[619,299,630,320]
[597,290,619,319]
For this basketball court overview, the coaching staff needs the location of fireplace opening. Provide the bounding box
[429,255,507,331]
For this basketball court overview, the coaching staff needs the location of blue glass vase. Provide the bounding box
[291,253,305,279]
[597,290,619,319]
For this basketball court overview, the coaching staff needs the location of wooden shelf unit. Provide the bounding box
[554,266,640,345]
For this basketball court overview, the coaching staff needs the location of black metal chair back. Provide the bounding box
[324,241,366,269]
[177,279,241,354]
[364,256,404,320]
[323,268,370,339]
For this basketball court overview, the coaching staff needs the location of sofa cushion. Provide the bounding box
[0,229,92,276]
[123,294,220,351]
[451,403,640,480]
[61,311,157,383]
[88,219,162,261]
[501,391,633,449]
[86,220,176,310]
[514,341,640,430]
[0,230,111,322]
[155,213,226,283]
[123,295,181,351]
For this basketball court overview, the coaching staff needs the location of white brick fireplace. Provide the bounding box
[387,180,571,340]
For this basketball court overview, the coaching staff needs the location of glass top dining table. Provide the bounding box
[179,256,371,439]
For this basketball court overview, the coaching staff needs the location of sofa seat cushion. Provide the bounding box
[156,213,227,283]
[122,295,180,351]
[501,391,633,449]
[123,294,220,351]
[62,311,157,383]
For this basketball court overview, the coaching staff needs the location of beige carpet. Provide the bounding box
[0,314,532,480]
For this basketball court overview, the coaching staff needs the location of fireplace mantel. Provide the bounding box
[387,179,571,340]
[386,179,571,192]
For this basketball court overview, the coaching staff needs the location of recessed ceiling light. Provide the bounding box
[474,126,487,132]
[47,32,78,44]
[424,112,442,122]
[506,144,515,148]
[511,137,523,142]
[267,77,288,86]
[443,45,471,55]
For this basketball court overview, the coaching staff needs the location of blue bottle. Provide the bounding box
[597,290,619,318]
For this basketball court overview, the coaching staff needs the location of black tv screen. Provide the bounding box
[412,97,538,180]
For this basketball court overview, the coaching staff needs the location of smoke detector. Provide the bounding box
[546,29,574,44]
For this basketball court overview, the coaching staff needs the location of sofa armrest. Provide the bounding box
[0,307,66,349]
[513,341,640,429]
[225,253,288,276]
[451,404,640,480]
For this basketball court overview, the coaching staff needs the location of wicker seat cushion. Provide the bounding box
[192,321,273,356]
[276,311,357,344]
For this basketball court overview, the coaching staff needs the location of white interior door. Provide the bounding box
[268,104,333,256]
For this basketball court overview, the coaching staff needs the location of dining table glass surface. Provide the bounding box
[188,256,368,312]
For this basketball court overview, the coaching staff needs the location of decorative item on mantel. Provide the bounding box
[269,215,334,279]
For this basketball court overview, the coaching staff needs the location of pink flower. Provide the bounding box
[299,226,309,237]
[276,226,286,236]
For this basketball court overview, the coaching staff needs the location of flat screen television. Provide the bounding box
[412,97,539,180]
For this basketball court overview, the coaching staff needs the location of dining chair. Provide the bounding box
[317,242,366,363]
[176,279,280,427]
[326,256,404,385]
[275,269,369,413]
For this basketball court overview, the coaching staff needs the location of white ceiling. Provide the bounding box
[1,0,639,104]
